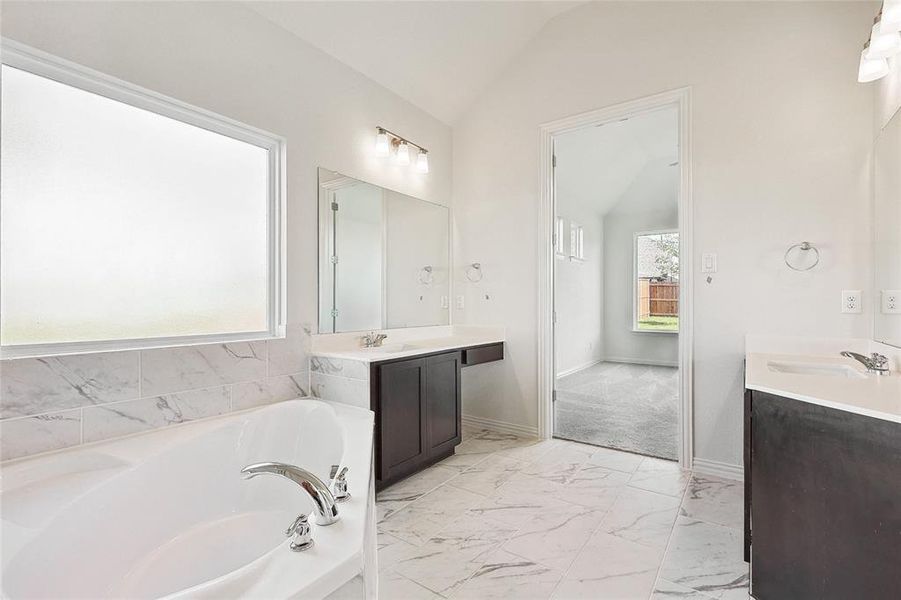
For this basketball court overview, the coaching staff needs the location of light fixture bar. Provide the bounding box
[376,126,428,154]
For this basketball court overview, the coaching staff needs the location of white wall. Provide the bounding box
[554,209,604,376]
[455,1,875,467]
[603,161,679,366]
[877,55,901,130]
[0,1,453,458]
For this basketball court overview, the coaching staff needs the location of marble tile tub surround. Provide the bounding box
[310,355,370,410]
[0,324,312,461]
[376,428,749,600]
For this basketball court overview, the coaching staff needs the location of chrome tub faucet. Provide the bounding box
[840,351,890,375]
[241,462,340,526]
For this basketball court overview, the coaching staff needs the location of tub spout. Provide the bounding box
[241,462,340,526]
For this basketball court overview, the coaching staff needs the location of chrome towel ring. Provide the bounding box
[784,242,819,271]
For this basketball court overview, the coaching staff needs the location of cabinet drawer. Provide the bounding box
[462,343,504,366]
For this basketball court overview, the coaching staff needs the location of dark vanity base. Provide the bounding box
[745,389,901,600]
[373,342,504,491]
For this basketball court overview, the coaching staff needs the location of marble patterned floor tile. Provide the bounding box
[562,464,631,510]
[468,473,571,527]
[659,517,749,600]
[629,456,691,497]
[587,445,647,473]
[501,503,607,571]
[552,531,665,599]
[377,532,422,571]
[1,352,139,418]
[392,515,518,597]
[679,475,744,530]
[450,549,563,599]
[496,437,564,463]
[598,485,682,548]
[439,450,493,473]
[379,569,443,600]
[450,454,524,496]
[519,441,595,484]
[82,386,229,443]
[379,484,486,545]
[454,431,528,456]
[652,578,716,599]
[376,465,459,503]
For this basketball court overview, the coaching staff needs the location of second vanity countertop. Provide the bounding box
[745,352,901,424]
[310,325,505,363]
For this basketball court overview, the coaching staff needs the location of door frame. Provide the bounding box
[536,87,694,469]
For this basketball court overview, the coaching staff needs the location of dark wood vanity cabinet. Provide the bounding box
[744,389,901,600]
[373,351,462,489]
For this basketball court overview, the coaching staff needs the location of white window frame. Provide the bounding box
[632,229,679,334]
[0,41,287,359]
[569,223,584,262]
[554,217,566,259]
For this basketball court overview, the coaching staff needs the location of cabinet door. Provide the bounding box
[377,358,427,483]
[426,351,462,458]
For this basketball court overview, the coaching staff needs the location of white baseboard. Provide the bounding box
[461,414,539,438]
[603,356,679,368]
[692,457,744,481]
[555,359,602,379]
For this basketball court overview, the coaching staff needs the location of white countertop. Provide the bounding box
[745,352,901,424]
[310,325,505,363]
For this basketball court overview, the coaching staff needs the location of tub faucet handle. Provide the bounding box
[285,513,314,552]
[330,465,351,503]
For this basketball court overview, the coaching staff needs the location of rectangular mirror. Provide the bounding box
[318,168,450,334]
[874,108,901,348]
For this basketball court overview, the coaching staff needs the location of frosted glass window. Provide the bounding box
[1,60,282,353]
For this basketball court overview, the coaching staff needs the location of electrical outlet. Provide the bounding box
[456,295,465,310]
[440,295,449,309]
[701,253,717,274]
[841,290,862,314]
[882,290,901,314]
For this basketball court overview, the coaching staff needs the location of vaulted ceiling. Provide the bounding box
[245,1,582,124]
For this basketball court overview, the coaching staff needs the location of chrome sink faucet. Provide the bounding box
[362,331,388,348]
[840,351,890,375]
[241,462,340,526]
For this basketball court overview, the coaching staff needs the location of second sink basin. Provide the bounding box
[766,361,866,379]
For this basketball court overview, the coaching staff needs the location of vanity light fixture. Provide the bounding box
[374,128,390,157]
[866,12,901,60]
[859,40,891,83]
[416,149,429,173]
[395,141,411,166]
[373,126,429,174]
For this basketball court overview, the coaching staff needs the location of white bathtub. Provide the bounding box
[0,399,376,599]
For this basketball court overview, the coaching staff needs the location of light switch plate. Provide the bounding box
[841,290,862,314]
[882,290,901,314]
[456,295,465,310]
[701,253,717,274]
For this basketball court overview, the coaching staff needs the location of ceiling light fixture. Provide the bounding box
[866,12,901,60]
[373,126,429,174]
[859,40,890,83]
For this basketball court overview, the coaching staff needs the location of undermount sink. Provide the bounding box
[766,360,867,379]
[360,343,423,353]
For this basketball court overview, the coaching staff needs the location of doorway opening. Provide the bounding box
[538,90,692,467]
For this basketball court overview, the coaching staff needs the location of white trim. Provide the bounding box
[692,458,744,482]
[0,40,287,360]
[603,356,679,368]
[556,359,602,379]
[462,414,539,438]
[537,87,694,471]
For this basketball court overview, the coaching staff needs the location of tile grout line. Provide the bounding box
[646,469,694,600]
